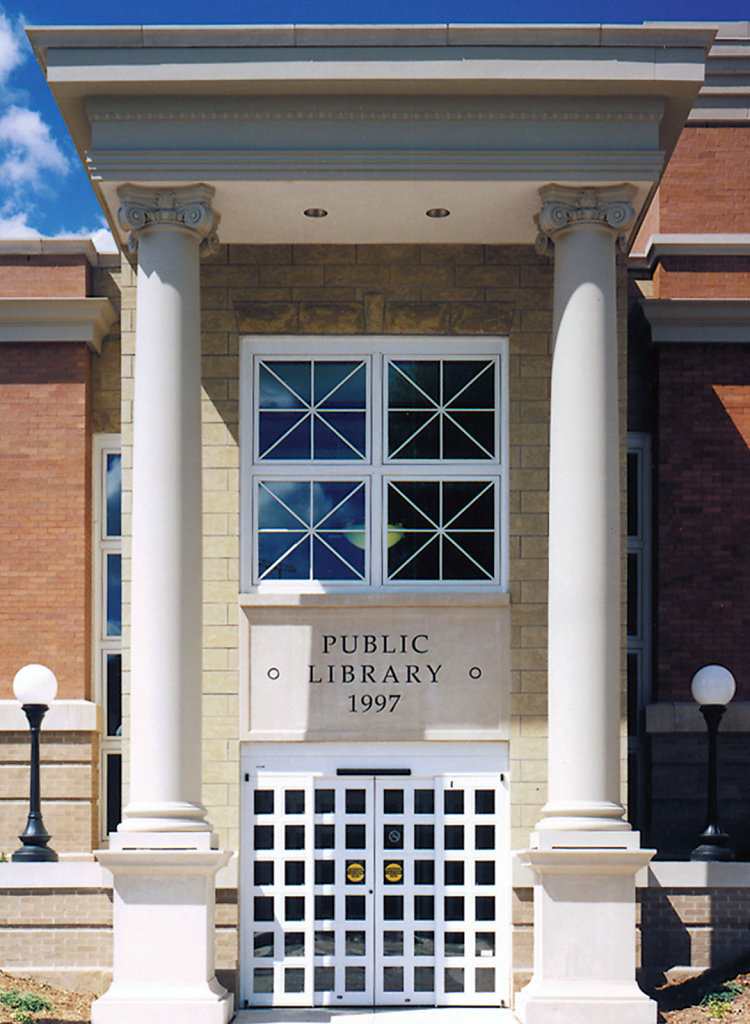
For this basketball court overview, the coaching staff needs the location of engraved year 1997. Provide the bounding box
[348,694,401,713]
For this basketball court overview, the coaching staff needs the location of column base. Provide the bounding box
[515,833,656,1024]
[516,986,655,1024]
[91,984,233,1024]
[92,846,233,1024]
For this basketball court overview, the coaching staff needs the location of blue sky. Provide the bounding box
[0,0,746,245]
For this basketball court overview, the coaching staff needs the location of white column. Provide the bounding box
[117,184,218,833]
[92,185,233,1024]
[536,184,636,832]
[516,185,656,1024]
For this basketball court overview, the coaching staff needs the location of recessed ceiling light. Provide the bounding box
[304,208,328,218]
[426,208,450,218]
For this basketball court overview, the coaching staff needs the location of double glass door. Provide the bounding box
[243,767,506,1008]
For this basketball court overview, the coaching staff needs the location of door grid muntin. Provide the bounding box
[244,771,505,1007]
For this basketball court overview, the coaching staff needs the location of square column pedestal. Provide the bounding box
[92,834,234,1024]
[515,832,656,1024]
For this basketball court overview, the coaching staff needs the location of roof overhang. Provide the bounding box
[28,23,715,248]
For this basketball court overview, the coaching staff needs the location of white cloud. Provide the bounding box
[0,105,69,186]
[0,9,24,85]
[0,207,40,238]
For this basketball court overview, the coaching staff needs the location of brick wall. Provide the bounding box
[658,125,750,235]
[655,344,750,702]
[0,342,92,700]
[654,255,750,299]
[0,255,90,298]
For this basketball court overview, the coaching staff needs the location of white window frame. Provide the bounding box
[240,337,509,594]
[93,433,122,841]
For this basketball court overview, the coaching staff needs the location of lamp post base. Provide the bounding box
[11,842,58,862]
[690,831,734,862]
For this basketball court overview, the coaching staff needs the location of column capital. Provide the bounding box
[535,183,637,255]
[117,184,219,252]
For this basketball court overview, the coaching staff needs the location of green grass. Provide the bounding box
[0,988,55,1024]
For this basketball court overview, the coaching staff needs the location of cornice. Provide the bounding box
[635,233,750,262]
[87,148,665,180]
[641,298,750,343]
[0,297,117,352]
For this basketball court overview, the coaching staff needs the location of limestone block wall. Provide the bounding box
[117,242,630,853]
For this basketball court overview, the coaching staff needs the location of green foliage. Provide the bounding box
[700,980,744,1017]
[0,852,7,862]
[0,987,55,1023]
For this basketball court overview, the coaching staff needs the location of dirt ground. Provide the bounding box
[4,968,750,1023]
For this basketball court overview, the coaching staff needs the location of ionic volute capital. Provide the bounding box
[534,184,637,255]
[117,184,220,253]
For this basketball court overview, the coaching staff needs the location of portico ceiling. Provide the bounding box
[28,24,715,247]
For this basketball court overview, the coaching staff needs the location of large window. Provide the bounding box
[241,338,508,592]
[94,434,122,838]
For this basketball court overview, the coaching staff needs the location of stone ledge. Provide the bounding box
[0,700,101,732]
[646,701,750,733]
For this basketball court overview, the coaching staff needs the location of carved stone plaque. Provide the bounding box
[240,595,510,741]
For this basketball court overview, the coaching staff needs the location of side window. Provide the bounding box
[95,435,122,837]
[242,340,507,591]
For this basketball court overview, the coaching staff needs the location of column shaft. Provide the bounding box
[537,185,635,832]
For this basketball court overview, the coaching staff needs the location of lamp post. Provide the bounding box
[690,664,736,862]
[11,664,58,862]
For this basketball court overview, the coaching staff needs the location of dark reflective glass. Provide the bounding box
[383,895,403,921]
[476,896,495,921]
[285,790,305,814]
[384,789,404,814]
[284,968,304,992]
[315,967,335,992]
[254,931,273,957]
[476,825,495,849]
[444,932,464,956]
[259,361,310,409]
[315,895,334,920]
[254,896,273,922]
[346,789,366,814]
[383,930,403,955]
[475,790,495,814]
[346,966,366,992]
[444,861,464,885]
[414,825,434,849]
[444,790,464,814]
[414,895,434,920]
[415,860,434,885]
[383,966,404,992]
[346,931,366,956]
[285,825,305,850]
[444,825,464,850]
[476,932,495,955]
[445,896,464,921]
[445,967,464,993]
[254,790,274,814]
[414,790,434,814]
[346,895,366,920]
[105,753,121,835]
[106,654,122,737]
[384,825,403,849]
[315,824,335,849]
[315,361,366,410]
[315,859,335,884]
[254,861,273,885]
[346,824,366,849]
[315,789,335,814]
[285,897,305,921]
[285,861,305,885]
[106,453,122,537]
[414,931,434,956]
[254,825,273,850]
[106,554,122,636]
[315,931,335,955]
[476,968,495,993]
[415,966,435,992]
[253,968,273,993]
[285,932,304,957]
[475,861,495,885]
